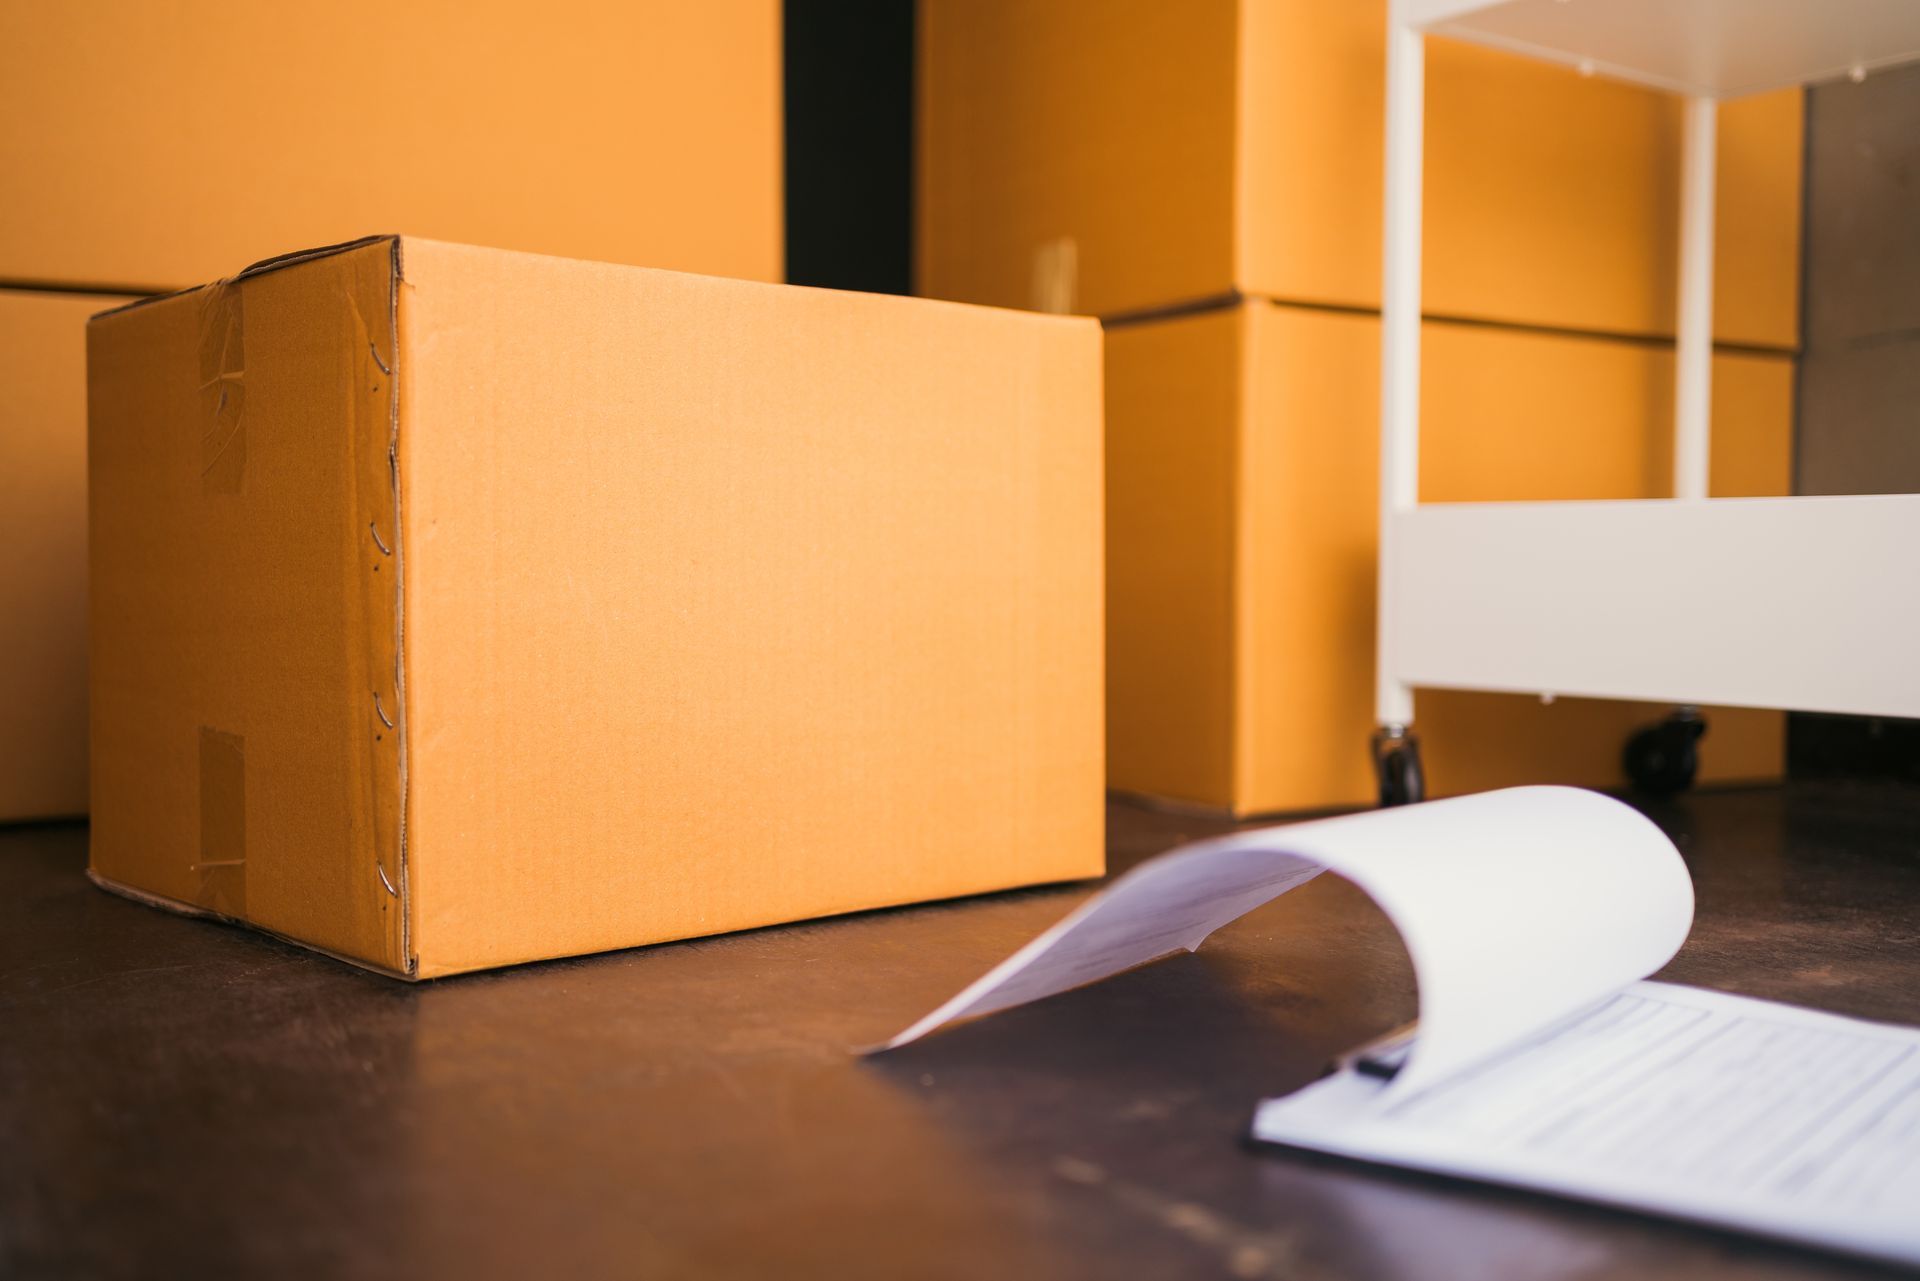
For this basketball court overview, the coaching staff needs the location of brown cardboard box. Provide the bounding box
[87,237,1103,977]
[1106,299,1790,815]
[0,1,780,290]
[0,288,136,822]
[918,0,1802,346]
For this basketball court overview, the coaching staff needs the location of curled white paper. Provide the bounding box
[873,786,1693,1099]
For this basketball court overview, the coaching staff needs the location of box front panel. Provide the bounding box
[399,242,1103,974]
[87,242,405,971]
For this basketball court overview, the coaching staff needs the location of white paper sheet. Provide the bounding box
[874,785,1919,1262]
[876,786,1693,1098]
[1251,981,1920,1267]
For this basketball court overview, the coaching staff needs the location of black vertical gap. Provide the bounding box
[783,0,915,294]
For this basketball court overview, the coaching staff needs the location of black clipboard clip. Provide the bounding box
[1337,1022,1419,1081]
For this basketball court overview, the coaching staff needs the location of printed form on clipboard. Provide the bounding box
[868,787,1920,1268]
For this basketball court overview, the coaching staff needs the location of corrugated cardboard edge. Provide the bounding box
[386,236,413,976]
[87,860,1105,985]
[86,236,401,322]
[85,235,417,979]
[86,867,417,982]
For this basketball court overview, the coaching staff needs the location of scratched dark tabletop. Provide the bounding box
[4,782,1918,1280]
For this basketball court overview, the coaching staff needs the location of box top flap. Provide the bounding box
[91,236,401,322]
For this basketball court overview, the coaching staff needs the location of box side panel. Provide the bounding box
[1234,0,1388,317]
[1232,307,1789,815]
[1235,303,1380,813]
[1236,1,1801,346]
[399,242,1103,975]
[0,289,136,821]
[0,1,779,289]
[1103,305,1244,811]
[918,0,1238,316]
[87,242,405,971]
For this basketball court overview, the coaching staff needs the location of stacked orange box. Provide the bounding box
[920,0,1804,815]
[0,1,782,821]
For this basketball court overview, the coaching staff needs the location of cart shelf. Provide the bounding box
[1371,0,1920,803]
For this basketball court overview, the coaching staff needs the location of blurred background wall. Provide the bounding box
[3,0,1914,824]
[1788,59,1920,783]
[0,0,781,822]
[1798,61,1920,498]
[787,0,1918,806]
[910,0,1801,814]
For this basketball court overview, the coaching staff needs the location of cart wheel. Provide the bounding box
[1372,728,1426,808]
[1623,710,1706,796]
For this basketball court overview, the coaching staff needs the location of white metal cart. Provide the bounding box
[1373,0,1920,804]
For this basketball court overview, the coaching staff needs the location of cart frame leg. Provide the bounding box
[1675,95,1717,501]
[1375,17,1424,801]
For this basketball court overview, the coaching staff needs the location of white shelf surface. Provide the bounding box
[1387,495,1920,719]
[1398,0,1920,98]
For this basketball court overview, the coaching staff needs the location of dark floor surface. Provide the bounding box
[3,782,1918,1280]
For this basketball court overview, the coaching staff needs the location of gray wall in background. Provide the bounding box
[1798,62,1920,495]
[1788,69,1920,780]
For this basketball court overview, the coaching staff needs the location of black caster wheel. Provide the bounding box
[1623,710,1706,796]
[1372,727,1426,808]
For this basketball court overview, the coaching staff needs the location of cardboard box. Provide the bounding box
[1106,299,1790,815]
[87,237,1104,977]
[918,0,1802,346]
[0,289,136,822]
[0,1,780,290]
